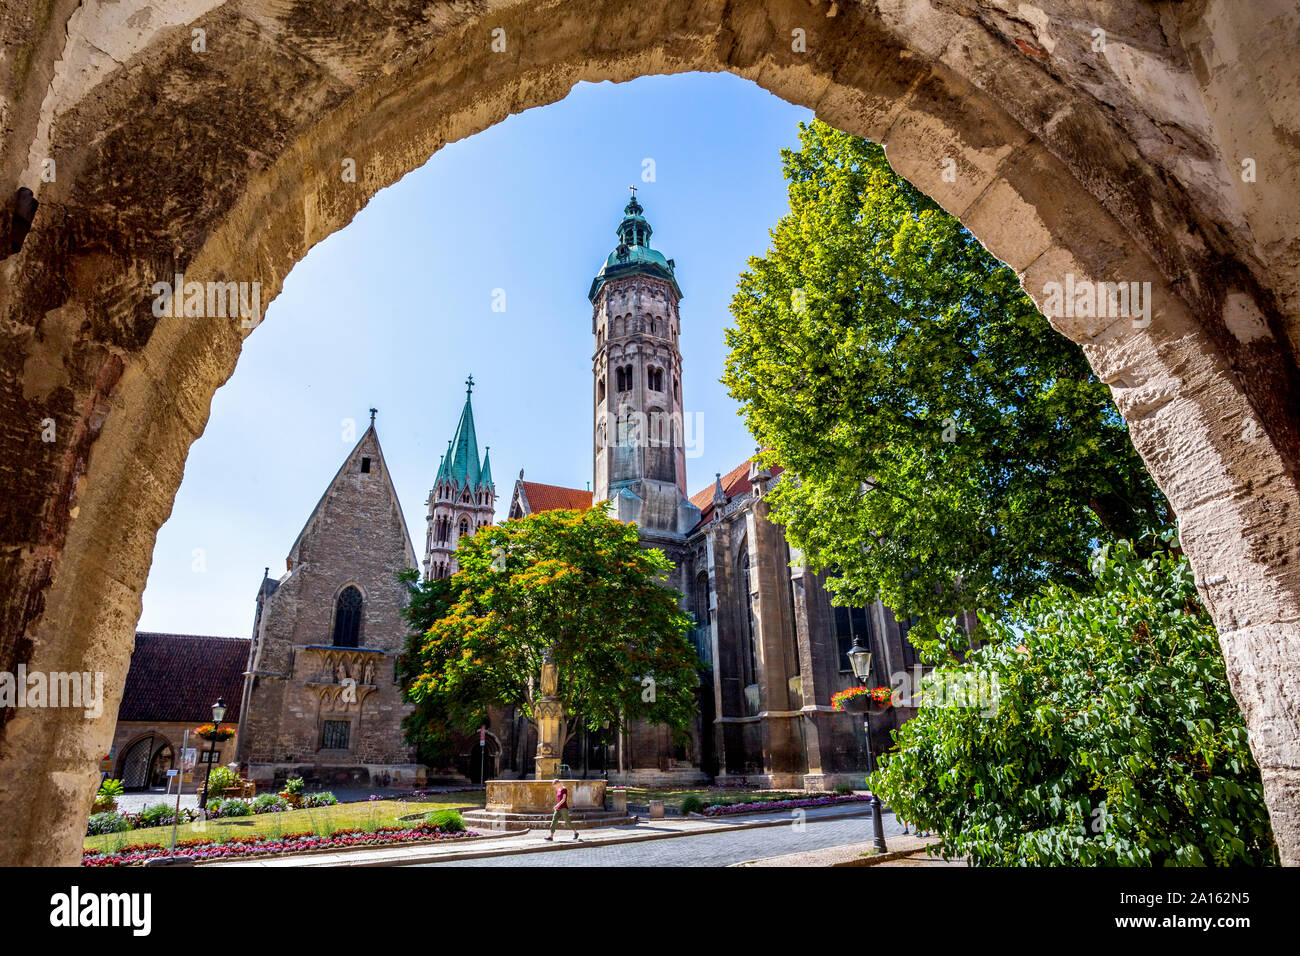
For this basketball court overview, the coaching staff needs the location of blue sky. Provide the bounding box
[136,72,815,638]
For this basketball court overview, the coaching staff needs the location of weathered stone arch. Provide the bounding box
[2,0,1299,865]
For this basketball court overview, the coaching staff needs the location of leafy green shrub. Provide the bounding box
[93,777,125,813]
[87,811,132,836]
[209,797,252,818]
[282,776,306,795]
[301,792,338,808]
[833,783,854,796]
[872,540,1277,866]
[138,802,178,828]
[252,793,289,814]
[205,765,238,799]
[679,794,704,815]
[424,809,465,833]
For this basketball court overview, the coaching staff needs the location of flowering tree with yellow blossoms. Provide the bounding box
[400,508,698,757]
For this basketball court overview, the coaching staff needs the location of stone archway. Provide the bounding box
[2,0,1298,865]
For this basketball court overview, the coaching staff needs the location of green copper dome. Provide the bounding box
[589,191,683,302]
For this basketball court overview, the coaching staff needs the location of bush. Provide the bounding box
[301,792,338,808]
[833,783,854,796]
[205,765,238,799]
[252,793,289,814]
[137,802,180,828]
[679,794,704,815]
[207,798,252,818]
[872,540,1278,866]
[87,812,132,836]
[93,777,124,813]
[424,809,465,833]
[282,776,306,795]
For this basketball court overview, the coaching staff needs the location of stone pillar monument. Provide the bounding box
[533,650,564,779]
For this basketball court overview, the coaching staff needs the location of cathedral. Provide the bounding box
[495,192,926,789]
[109,194,924,793]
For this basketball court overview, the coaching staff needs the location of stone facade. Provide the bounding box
[235,421,423,791]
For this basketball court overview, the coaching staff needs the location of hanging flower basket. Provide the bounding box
[194,724,235,742]
[832,686,893,714]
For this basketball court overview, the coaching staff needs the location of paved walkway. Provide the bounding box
[209,802,898,868]
[739,833,945,867]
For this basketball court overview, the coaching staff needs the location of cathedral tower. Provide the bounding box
[590,190,700,536]
[424,376,496,579]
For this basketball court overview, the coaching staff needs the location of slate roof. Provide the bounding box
[117,632,250,723]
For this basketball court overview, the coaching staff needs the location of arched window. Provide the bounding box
[740,550,758,687]
[648,366,664,391]
[333,586,362,648]
[597,377,606,402]
[459,517,470,540]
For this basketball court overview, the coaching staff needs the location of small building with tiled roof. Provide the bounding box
[507,473,594,519]
[107,632,251,791]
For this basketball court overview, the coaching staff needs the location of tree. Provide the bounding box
[871,540,1276,866]
[722,121,1171,644]
[400,508,699,757]
[396,569,466,766]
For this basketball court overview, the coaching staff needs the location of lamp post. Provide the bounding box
[199,696,227,811]
[847,637,887,854]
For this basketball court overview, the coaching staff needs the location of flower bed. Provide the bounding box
[701,793,870,816]
[82,823,478,867]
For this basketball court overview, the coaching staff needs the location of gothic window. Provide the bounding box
[321,720,350,750]
[332,586,362,648]
[833,604,875,675]
[694,570,711,627]
[740,551,759,687]
[459,517,470,540]
[648,366,664,391]
[597,328,605,349]
[598,377,606,402]
[616,364,633,392]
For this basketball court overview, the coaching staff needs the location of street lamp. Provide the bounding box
[199,696,227,811]
[848,636,887,854]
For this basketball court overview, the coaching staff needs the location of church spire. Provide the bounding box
[442,376,482,492]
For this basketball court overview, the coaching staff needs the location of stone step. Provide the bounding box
[462,809,637,831]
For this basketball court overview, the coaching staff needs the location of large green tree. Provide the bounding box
[399,508,699,755]
[872,540,1276,866]
[723,121,1171,643]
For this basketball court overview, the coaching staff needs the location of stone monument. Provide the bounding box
[461,649,635,831]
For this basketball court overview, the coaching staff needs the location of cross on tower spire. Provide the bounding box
[369,407,377,425]
[465,374,474,396]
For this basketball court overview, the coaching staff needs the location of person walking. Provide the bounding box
[543,778,580,841]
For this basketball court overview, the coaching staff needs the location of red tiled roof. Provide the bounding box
[520,481,594,513]
[689,458,784,528]
[118,633,251,723]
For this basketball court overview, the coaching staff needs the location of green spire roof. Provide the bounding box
[435,376,494,493]
[589,189,682,302]
[479,446,493,491]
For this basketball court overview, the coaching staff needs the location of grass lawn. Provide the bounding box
[84,792,486,853]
